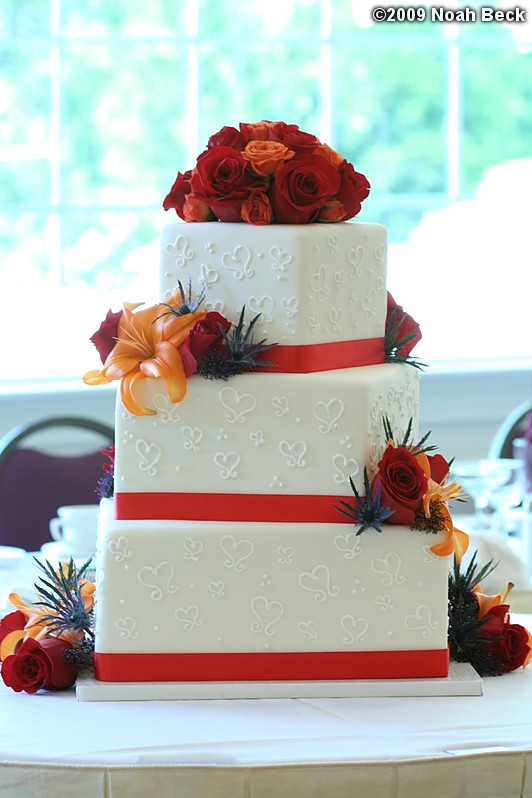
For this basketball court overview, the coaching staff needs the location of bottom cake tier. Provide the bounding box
[94,507,450,682]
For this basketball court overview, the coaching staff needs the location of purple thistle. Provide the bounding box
[336,468,393,534]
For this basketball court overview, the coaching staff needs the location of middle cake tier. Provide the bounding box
[114,363,419,522]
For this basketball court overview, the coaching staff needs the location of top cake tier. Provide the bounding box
[160,221,387,351]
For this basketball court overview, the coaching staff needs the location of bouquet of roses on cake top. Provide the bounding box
[83,281,276,416]
[0,559,95,694]
[337,419,469,563]
[163,120,370,225]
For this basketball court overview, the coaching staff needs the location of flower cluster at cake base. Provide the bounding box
[163,120,370,225]
[0,559,95,694]
[337,418,469,562]
[83,282,275,416]
[449,554,532,676]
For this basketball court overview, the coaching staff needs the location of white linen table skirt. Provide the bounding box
[1,616,532,798]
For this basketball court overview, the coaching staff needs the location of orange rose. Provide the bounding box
[182,195,214,222]
[242,140,295,178]
[241,191,273,225]
[317,199,345,223]
[314,143,344,167]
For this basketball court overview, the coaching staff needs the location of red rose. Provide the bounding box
[187,311,231,359]
[207,126,246,150]
[270,154,341,224]
[271,123,321,155]
[427,453,450,484]
[90,308,123,364]
[373,446,428,524]
[190,147,264,222]
[481,605,531,673]
[386,293,422,357]
[1,637,78,693]
[335,160,370,221]
[0,611,26,659]
[162,169,193,218]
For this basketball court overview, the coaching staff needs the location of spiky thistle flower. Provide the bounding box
[336,469,393,534]
[383,416,437,455]
[220,306,277,371]
[157,277,206,319]
[32,557,94,642]
[448,553,503,676]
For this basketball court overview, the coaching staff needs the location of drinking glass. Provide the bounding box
[451,459,521,532]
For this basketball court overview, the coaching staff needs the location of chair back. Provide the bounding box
[488,400,532,459]
[0,416,114,551]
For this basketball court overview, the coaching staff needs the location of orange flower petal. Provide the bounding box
[0,629,24,660]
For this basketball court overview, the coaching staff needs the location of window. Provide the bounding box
[2,0,531,388]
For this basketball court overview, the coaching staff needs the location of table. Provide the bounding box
[2,620,532,798]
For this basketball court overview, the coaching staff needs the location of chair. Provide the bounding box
[488,400,532,459]
[0,416,114,551]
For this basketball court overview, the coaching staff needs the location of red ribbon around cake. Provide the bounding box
[260,337,385,372]
[94,649,450,682]
[115,492,353,524]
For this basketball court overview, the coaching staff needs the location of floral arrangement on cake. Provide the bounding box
[337,419,469,562]
[0,559,95,694]
[448,554,532,676]
[163,120,370,225]
[83,282,275,416]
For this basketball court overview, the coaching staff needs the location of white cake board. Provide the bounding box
[76,662,482,701]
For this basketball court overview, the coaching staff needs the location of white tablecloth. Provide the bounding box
[2,621,532,798]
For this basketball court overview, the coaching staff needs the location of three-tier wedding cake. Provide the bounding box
[84,122,466,683]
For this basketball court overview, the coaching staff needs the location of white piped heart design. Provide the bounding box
[314,399,344,433]
[182,426,202,451]
[404,605,439,638]
[222,245,253,279]
[297,621,318,640]
[152,393,181,423]
[279,440,307,468]
[220,535,254,572]
[135,439,161,477]
[281,296,299,317]
[208,580,225,600]
[298,565,339,602]
[137,562,177,600]
[183,537,203,562]
[165,234,193,267]
[347,245,364,277]
[248,295,274,322]
[250,596,284,635]
[115,617,139,640]
[371,553,405,586]
[340,615,368,645]
[270,246,292,274]
[310,264,328,301]
[199,263,219,287]
[108,536,133,563]
[214,451,240,479]
[277,546,294,565]
[174,605,202,631]
[334,531,363,560]
[219,387,257,423]
[332,453,359,485]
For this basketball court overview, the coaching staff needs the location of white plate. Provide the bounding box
[39,541,95,566]
[0,545,26,570]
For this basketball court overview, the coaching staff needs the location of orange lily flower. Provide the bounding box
[83,295,206,416]
[429,503,469,563]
